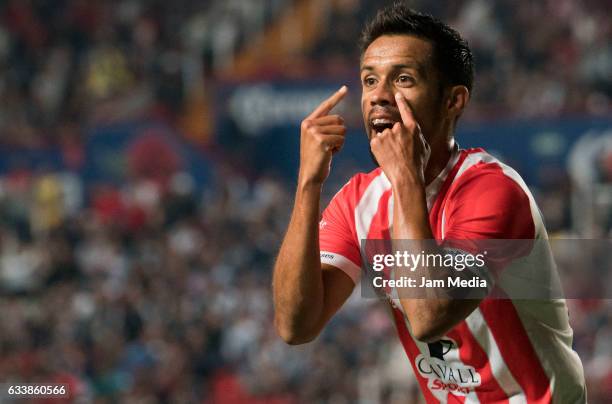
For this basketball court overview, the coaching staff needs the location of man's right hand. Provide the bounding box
[298,86,348,186]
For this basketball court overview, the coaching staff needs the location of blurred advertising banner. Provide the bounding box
[216,80,612,186]
[0,121,212,189]
[458,117,612,186]
[214,80,376,179]
[83,122,211,188]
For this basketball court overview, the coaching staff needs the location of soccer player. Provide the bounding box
[272,3,586,402]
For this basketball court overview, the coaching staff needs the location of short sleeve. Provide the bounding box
[319,181,362,284]
[442,168,536,276]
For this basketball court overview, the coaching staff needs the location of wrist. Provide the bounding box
[390,174,425,192]
[384,165,424,188]
[297,177,323,194]
[392,180,426,209]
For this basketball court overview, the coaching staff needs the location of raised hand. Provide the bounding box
[370,92,431,186]
[298,86,348,186]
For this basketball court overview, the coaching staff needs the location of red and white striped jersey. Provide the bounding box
[319,146,586,403]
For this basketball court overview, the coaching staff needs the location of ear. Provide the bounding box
[446,85,470,121]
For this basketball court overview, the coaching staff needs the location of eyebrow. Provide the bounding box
[360,62,427,79]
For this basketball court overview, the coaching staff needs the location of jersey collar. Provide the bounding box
[425,140,461,210]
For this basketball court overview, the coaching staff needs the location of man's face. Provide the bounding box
[360,35,446,143]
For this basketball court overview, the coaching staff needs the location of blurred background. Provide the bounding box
[0,0,610,402]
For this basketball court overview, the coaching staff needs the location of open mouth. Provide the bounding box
[370,118,396,134]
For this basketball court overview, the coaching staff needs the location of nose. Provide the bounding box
[369,80,395,107]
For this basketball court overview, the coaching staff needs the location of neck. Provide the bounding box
[424,135,455,186]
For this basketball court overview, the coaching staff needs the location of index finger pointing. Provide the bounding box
[395,92,417,127]
[308,85,348,119]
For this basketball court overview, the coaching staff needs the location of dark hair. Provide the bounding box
[360,2,474,93]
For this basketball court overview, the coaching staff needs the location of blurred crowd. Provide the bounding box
[1,0,610,148]
[311,0,611,121]
[0,166,424,403]
[0,0,286,147]
[0,164,611,403]
[0,0,611,403]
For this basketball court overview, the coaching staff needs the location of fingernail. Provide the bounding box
[394,92,402,100]
[340,85,348,92]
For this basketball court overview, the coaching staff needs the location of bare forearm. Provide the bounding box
[392,181,455,341]
[392,180,431,239]
[273,86,348,343]
[273,182,324,342]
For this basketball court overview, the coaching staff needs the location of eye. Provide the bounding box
[363,76,377,87]
[396,74,415,86]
